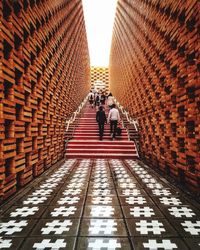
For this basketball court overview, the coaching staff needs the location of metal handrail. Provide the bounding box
[114,98,141,157]
[114,98,139,132]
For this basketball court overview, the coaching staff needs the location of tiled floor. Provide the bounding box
[0,159,200,249]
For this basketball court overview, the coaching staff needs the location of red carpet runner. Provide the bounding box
[66,103,138,159]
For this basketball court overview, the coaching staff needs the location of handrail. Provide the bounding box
[114,98,139,132]
[114,97,141,157]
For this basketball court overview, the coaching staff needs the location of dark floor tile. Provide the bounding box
[30,218,80,236]
[85,196,119,206]
[126,218,178,237]
[79,219,128,236]
[83,205,123,218]
[76,237,132,249]
[2,206,46,219]
[42,205,83,219]
[0,219,37,237]
[0,237,24,250]
[122,205,164,218]
[131,237,189,250]
[185,238,200,249]
[20,236,76,250]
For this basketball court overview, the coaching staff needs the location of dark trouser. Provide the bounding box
[99,123,104,137]
[110,120,118,138]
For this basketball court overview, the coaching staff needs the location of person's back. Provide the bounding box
[96,106,107,140]
[107,104,120,139]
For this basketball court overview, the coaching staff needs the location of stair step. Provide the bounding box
[67,144,135,149]
[68,140,134,144]
[66,153,138,159]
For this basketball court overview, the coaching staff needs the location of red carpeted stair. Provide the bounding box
[66,103,139,159]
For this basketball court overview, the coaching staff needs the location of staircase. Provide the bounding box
[66,103,139,159]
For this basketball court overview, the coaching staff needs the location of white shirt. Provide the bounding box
[108,108,120,121]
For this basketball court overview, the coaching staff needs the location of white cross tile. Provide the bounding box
[92,197,112,205]
[31,189,53,196]
[92,190,111,196]
[181,221,200,235]
[159,197,182,206]
[152,189,171,196]
[33,239,66,249]
[63,189,82,196]
[90,206,115,217]
[136,220,165,235]
[130,207,155,217]
[125,197,147,205]
[0,220,28,235]
[58,197,80,205]
[88,238,121,249]
[168,207,195,218]
[41,220,72,234]
[122,189,141,196]
[147,183,163,189]
[143,239,178,249]
[23,196,47,205]
[89,219,117,235]
[0,237,12,248]
[10,207,39,217]
[51,206,77,217]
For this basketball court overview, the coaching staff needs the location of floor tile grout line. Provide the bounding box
[124,160,194,243]
[74,158,94,250]
[108,159,135,250]
[15,159,78,249]
[0,159,66,211]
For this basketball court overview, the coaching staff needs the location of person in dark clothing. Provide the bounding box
[96,106,107,140]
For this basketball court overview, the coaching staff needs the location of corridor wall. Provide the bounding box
[0,0,90,201]
[110,0,199,192]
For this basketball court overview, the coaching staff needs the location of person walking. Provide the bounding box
[107,93,114,108]
[107,104,120,140]
[88,91,94,108]
[96,106,107,140]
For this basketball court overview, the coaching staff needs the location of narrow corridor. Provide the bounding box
[0,158,199,249]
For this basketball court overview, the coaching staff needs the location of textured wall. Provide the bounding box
[0,0,90,200]
[91,67,109,93]
[110,0,200,191]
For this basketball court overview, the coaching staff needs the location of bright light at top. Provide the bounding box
[82,0,117,67]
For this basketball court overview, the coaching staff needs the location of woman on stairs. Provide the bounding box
[96,106,107,140]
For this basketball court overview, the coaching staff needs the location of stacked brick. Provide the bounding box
[91,67,109,93]
[110,0,200,192]
[0,0,90,201]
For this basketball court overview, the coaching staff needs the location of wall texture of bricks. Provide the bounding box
[0,0,90,201]
[110,0,200,192]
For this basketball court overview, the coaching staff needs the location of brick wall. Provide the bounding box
[110,0,200,192]
[0,0,90,201]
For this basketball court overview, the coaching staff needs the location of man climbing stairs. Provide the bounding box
[66,103,138,159]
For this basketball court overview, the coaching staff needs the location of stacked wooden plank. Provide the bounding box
[110,0,199,192]
[0,0,90,201]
